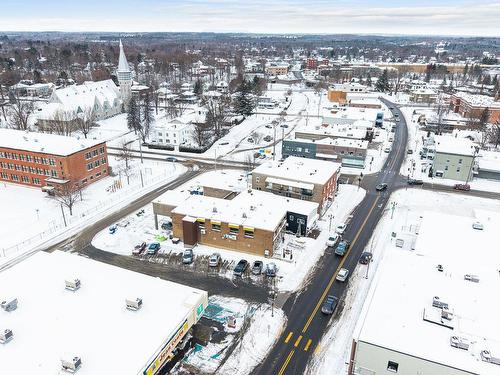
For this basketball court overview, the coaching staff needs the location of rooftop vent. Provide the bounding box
[441,307,454,321]
[432,296,448,309]
[437,264,444,272]
[481,350,500,366]
[1,298,18,312]
[61,357,82,373]
[242,212,247,218]
[464,274,479,283]
[65,278,81,291]
[250,205,256,211]
[126,298,143,311]
[0,329,13,344]
[450,336,469,350]
[212,206,217,213]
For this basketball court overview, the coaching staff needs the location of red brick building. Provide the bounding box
[0,129,109,191]
[450,92,500,123]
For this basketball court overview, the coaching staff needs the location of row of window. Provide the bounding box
[87,158,107,171]
[0,173,41,185]
[84,147,106,160]
[199,222,255,238]
[0,152,56,165]
[0,162,58,177]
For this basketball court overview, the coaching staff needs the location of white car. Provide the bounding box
[335,223,347,235]
[326,233,339,247]
[208,253,221,267]
[336,268,350,282]
[472,221,484,230]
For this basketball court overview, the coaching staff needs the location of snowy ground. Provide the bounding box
[0,157,185,256]
[92,169,366,293]
[307,188,500,374]
[399,106,500,193]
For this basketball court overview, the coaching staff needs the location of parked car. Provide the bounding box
[336,268,350,282]
[208,253,221,267]
[359,252,373,264]
[335,223,347,234]
[454,183,470,191]
[166,157,178,162]
[219,141,229,145]
[247,137,254,143]
[108,225,117,234]
[321,295,339,315]
[280,124,289,128]
[407,179,424,185]
[182,249,194,264]
[376,183,388,191]
[147,242,161,255]
[266,263,277,278]
[335,240,350,256]
[407,149,414,154]
[132,242,147,255]
[326,233,340,247]
[265,124,273,129]
[263,135,272,142]
[233,260,249,277]
[384,147,391,153]
[472,221,484,230]
[251,260,264,275]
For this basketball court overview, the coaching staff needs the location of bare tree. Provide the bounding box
[8,98,33,130]
[244,153,256,173]
[205,96,230,138]
[489,121,500,149]
[47,109,76,136]
[76,107,96,139]
[191,122,211,148]
[51,182,84,216]
[250,131,263,144]
[117,141,134,185]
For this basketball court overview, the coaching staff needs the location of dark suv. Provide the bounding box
[233,260,248,277]
[321,295,339,315]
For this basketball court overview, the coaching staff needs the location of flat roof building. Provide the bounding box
[0,250,208,375]
[350,211,500,375]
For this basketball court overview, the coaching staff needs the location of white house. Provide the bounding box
[149,118,192,149]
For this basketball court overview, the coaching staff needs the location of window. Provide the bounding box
[445,166,449,171]
[99,146,105,154]
[211,223,221,231]
[19,154,25,161]
[456,167,461,173]
[256,176,260,183]
[15,164,21,171]
[21,176,29,183]
[94,160,100,168]
[26,155,32,162]
[85,152,92,159]
[87,163,93,171]
[49,159,56,166]
[34,157,40,163]
[96,172,101,177]
[92,149,98,156]
[229,226,239,235]
[10,174,19,181]
[101,158,107,164]
[51,170,58,177]
[244,229,254,238]
[0,172,8,179]
[458,158,463,164]
[387,361,399,373]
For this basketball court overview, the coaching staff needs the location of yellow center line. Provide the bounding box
[277,349,295,375]
[294,335,303,348]
[304,339,313,352]
[284,331,293,344]
[301,196,380,334]
[314,343,321,355]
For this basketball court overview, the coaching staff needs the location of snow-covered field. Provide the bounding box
[92,169,366,293]
[0,157,185,257]
[307,188,500,374]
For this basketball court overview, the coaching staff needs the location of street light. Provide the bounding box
[390,201,397,219]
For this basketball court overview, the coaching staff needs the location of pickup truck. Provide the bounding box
[335,240,350,256]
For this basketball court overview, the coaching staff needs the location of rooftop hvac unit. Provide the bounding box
[1,298,18,312]
[464,274,480,283]
[126,298,143,311]
[0,329,13,344]
[61,357,82,373]
[65,279,81,291]
[432,296,448,309]
[481,350,500,366]
[441,307,454,321]
[450,336,469,350]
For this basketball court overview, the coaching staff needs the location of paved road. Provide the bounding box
[253,98,408,375]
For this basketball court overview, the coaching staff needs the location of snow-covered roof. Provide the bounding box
[252,156,340,186]
[434,135,477,157]
[477,151,500,173]
[315,137,369,149]
[354,211,500,375]
[453,92,500,109]
[0,129,104,156]
[0,250,207,375]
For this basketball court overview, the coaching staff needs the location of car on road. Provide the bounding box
[472,221,484,230]
[263,135,272,142]
[335,223,347,234]
[132,242,147,256]
[389,106,395,110]
[265,124,273,129]
[266,262,277,277]
[147,242,161,255]
[208,253,221,267]
[384,147,391,153]
[395,118,400,122]
[336,268,350,282]
[407,149,413,154]
[233,259,249,277]
[359,252,373,264]
[326,233,340,247]
[165,157,178,162]
[108,225,117,234]
[251,260,264,275]
[376,183,388,191]
[454,183,470,191]
[280,124,289,128]
[321,295,339,315]
[182,249,194,264]
[335,240,350,256]
[407,179,424,185]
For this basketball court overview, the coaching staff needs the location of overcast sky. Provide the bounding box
[1,0,499,36]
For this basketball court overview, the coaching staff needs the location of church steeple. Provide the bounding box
[116,39,132,107]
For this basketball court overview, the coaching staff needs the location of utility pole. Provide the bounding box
[138,135,144,164]
[391,202,397,219]
[140,169,144,188]
[60,203,67,227]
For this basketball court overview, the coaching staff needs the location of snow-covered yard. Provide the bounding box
[307,188,500,374]
[0,157,185,257]
[92,169,366,293]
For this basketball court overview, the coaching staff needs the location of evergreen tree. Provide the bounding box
[141,92,154,142]
[479,107,490,127]
[366,73,372,87]
[424,69,431,83]
[127,96,141,135]
[375,69,390,92]
[234,80,254,117]
[463,63,469,78]
[193,79,203,97]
